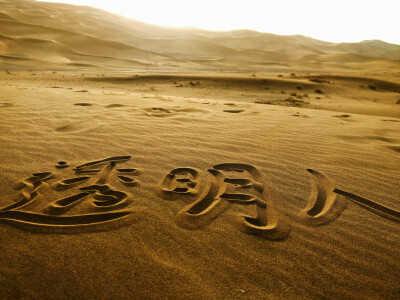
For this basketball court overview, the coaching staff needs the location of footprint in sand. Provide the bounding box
[223,109,245,113]
[142,107,210,118]
[333,114,351,119]
[74,103,93,107]
[143,107,173,117]
[292,112,310,118]
[105,104,126,108]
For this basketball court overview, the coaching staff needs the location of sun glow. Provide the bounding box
[37,0,400,44]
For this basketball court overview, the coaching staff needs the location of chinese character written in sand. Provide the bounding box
[2,158,397,236]
[0,156,140,234]
[158,164,400,241]
[157,163,291,240]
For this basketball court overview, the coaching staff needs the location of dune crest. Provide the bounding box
[1,0,400,72]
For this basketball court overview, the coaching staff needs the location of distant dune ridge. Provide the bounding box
[1,0,400,71]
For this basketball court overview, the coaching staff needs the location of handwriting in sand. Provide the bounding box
[1,156,398,237]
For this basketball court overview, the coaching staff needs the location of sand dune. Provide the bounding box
[1,0,400,71]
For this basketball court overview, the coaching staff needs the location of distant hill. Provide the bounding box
[1,0,399,72]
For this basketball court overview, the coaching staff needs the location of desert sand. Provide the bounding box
[1,1,400,299]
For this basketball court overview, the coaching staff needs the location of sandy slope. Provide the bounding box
[1,0,400,72]
[0,71,399,299]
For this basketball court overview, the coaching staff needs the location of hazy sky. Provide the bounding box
[37,0,400,44]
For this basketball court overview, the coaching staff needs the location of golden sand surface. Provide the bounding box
[1,0,400,298]
[0,71,399,299]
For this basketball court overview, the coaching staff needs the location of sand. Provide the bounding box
[0,71,399,299]
[1,0,400,299]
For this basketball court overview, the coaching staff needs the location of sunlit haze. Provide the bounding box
[25,1,394,45]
